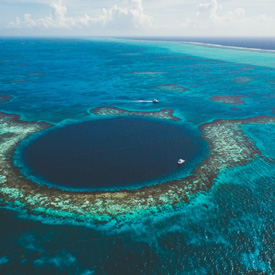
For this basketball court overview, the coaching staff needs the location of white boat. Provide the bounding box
[153,99,159,103]
[177,159,185,165]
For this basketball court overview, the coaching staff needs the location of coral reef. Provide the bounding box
[0,95,12,103]
[209,96,248,105]
[91,106,181,121]
[0,112,274,223]
[155,84,189,92]
[26,73,44,76]
[230,106,241,111]
[234,77,252,84]
[10,79,28,83]
[131,72,167,77]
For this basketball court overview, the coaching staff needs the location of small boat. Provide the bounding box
[153,99,159,103]
[177,159,185,165]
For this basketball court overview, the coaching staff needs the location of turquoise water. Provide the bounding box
[0,37,275,274]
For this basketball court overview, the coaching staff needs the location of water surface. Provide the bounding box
[22,117,202,189]
[0,37,275,274]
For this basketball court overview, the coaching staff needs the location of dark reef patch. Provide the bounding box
[209,96,249,105]
[155,84,189,92]
[234,77,253,84]
[26,72,44,76]
[230,106,241,111]
[131,72,167,77]
[10,79,28,83]
[91,106,181,121]
[0,95,12,103]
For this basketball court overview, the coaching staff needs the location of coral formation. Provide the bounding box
[209,96,248,105]
[155,84,189,92]
[131,72,167,77]
[91,106,181,121]
[0,111,274,223]
[0,95,12,103]
[234,77,252,84]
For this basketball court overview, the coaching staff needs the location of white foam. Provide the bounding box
[183,41,275,53]
[132,100,154,103]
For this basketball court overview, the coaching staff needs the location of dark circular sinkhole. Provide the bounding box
[21,117,202,189]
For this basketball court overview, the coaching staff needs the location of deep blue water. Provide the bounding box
[0,37,275,274]
[22,117,202,189]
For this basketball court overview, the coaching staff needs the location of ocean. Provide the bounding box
[0,37,275,274]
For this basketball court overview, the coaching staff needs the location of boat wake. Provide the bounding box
[132,100,155,103]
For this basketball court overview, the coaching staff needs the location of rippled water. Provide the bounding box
[0,37,275,274]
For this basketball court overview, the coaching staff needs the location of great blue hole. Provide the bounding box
[21,117,202,189]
